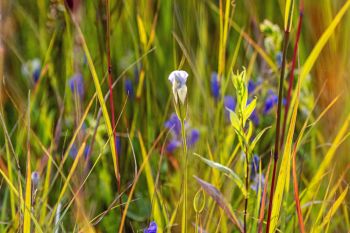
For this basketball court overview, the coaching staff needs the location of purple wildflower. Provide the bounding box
[248,80,256,93]
[263,90,278,114]
[251,174,265,193]
[166,139,181,153]
[69,145,78,159]
[144,221,157,233]
[125,79,134,98]
[115,136,121,156]
[276,51,283,68]
[250,154,260,180]
[31,171,40,186]
[210,72,220,100]
[69,73,84,98]
[224,95,236,120]
[164,114,181,137]
[33,66,41,84]
[250,110,259,125]
[187,129,200,147]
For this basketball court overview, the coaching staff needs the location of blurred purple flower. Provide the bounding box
[250,110,259,125]
[31,171,40,186]
[33,67,41,84]
[251,174,265,193]
[210,72,220,100]
[276,51,283,68]
[84,145,91,159]
[164,113,181,137]
[166,139,181,153]
[69,73,84,98]
[164,113,199,152]
[144,221,157,233]
[263,90,278,114]
[69,145,78,159]
[125,79,134,98]
[187,129,200,147]
[115,136,121,156]
[224,95,236,120]
[250,154,260,180]
[248,80,256,93]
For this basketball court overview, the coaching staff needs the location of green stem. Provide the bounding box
[181,119,188,233]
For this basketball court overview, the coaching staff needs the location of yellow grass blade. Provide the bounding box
[138,132,164,231]
[300,0,350,84]
[269,61,302,233]
[317,187,348,230]
[48,143,86,225]
[74,20,119,182]
[24,93,31,233]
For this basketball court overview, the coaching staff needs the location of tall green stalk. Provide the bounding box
[181,119,188,233]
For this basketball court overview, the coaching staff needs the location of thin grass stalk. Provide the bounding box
[265,22,291,233]
[105,0,120,187]
[280,4,304,149]
[181,118,188,233]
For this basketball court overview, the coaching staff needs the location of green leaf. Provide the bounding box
[228,109,241,130]
[195,153,247,196]
[243,97,257,123]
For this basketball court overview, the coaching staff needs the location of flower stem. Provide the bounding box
[265,28,290,233]
[181,119,188,233]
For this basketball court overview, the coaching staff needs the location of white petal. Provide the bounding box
[168,70,188,84]
[177,85,187,104]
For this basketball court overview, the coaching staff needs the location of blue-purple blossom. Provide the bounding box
[144,221,157,233]
[164,113,199,153]
[33,66,41,84]
[263,90,278,114]
[276,51,283,68]
[69,73,85,98]
[224,96,236,111]
[250,154,260,180]
[224,95,236,120]
[125,79,134,98]
[250,109,259,125]
[115,136,121,156]
[168,70,188,104]
[31,171,40,186]
[248,80,256,93]
[69,145,78,159]
[21,58,41,84]
[166,139,181,153]
[210,72,220,100]
[164,113,182,137]
[251,174,265,193]
[187,129,200,147]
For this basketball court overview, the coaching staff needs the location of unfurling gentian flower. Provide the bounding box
[247,98,259,125]
[69,73,84,98]
[248,80,256,93]
[115,136,121,156]
[250,154,260,180]
[187,129,200,147]
[164,113,199,153]
[210,72,220,100]
[276,51,283,68]
[125,79,134,98]
[263,90,278,114]
[31,171,40,186]
[168,70,188,104]
[21,58,41,84]
[144,221,157,233]
[224,95,236,120]
[166,139,181,153]
[251,174,265,193]
[250,109,259,126]
[164,113,182,137]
